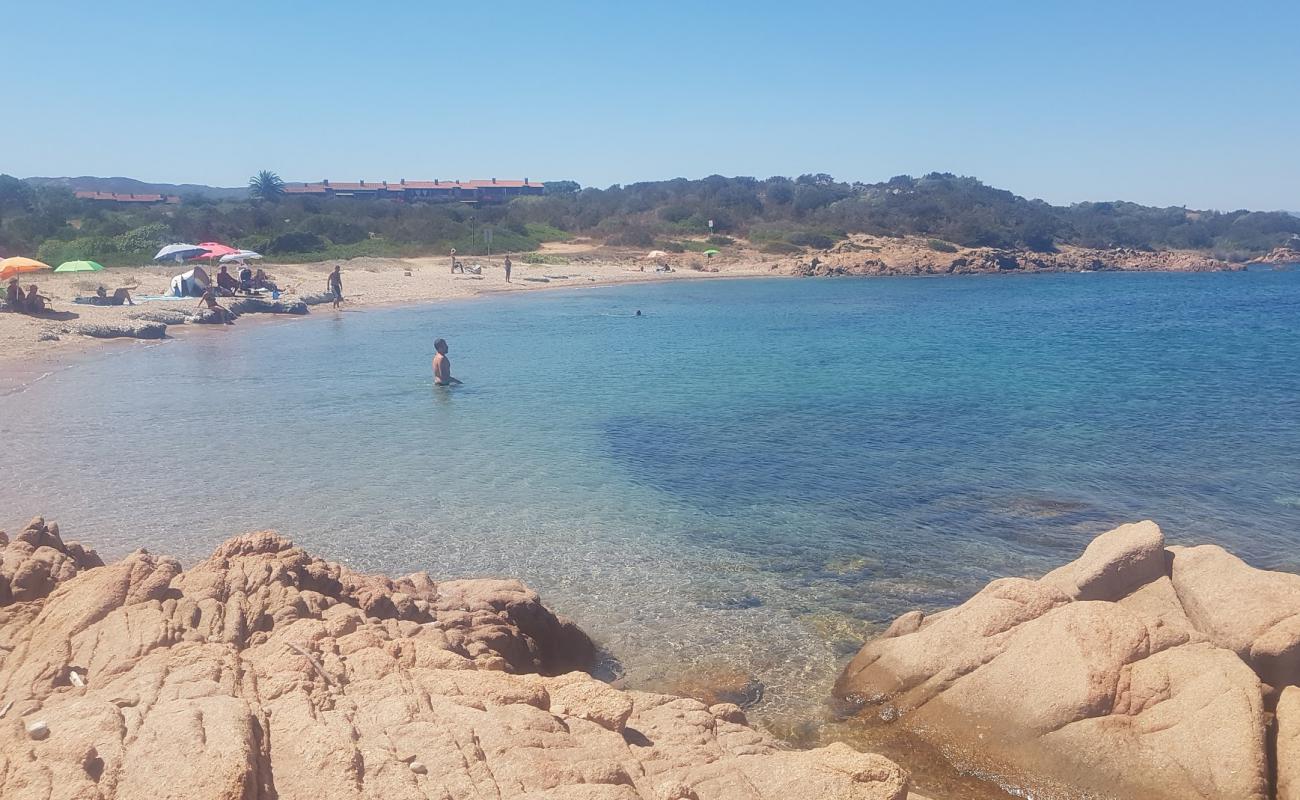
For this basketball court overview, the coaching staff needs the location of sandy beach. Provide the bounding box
[0,240,782,392]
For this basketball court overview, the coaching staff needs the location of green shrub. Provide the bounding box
[522,253,570,265]
[524,222,572,242]
[760,241,802,255]
[267,231,326,254]
[654,241,686,253]
[786,231,837,250]
[927,238,958,253]
[706,235,734,246]
[114,223,170,253]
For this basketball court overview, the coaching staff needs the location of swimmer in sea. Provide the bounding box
[635,310,642,317]
[432,338,462,386]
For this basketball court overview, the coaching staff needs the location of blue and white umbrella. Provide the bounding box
[154,243,207,263]
[220,250,263,263]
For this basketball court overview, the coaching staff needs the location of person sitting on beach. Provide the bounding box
[24,284,49,314]
[252,269,280,292]
[327,265,343,309]
[238,265,254,291]
[196,285,232,323]
[216,265,239,296]
[4,277,20,311]
[432,338,462,386]
[82,286,136,306]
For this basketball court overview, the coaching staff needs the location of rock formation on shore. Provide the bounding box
[786,235,1238,277]
[836,521,1300,800]
[0,518,919,800]
[1250,246,1300,265]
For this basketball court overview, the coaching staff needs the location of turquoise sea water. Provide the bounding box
[3,272,1299,739]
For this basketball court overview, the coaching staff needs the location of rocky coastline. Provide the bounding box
[836,521,1300,800]
[5,515,1296,799]
[1250,246,1300,265]
[0,518,921,800]
[787,235,1240,277]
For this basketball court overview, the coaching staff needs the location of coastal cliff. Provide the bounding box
[0,518,920,800]
[786,235,1240,276]
[836,521,1300,800]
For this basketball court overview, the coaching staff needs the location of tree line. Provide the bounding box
[1,171,1295,266]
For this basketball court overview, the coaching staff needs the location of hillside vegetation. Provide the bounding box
[1,172,1296,266]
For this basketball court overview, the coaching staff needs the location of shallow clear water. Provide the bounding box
[3,273,1299,750]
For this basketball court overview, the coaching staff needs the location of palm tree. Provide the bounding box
[248,170,286,201]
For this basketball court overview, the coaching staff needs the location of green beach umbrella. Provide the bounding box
[702,249,720,257]
[53,260,105,273]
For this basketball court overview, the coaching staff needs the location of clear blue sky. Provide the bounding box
[5,0,1297,210]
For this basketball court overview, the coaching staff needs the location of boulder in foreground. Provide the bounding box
[836,520,1300,800]
[0,517,914,800]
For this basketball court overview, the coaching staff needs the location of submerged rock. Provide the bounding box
[0,518,913,800]
[835,520,1295,800]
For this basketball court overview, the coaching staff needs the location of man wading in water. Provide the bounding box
[432,338,462,386]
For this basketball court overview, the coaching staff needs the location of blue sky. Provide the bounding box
[5,0,1297,209]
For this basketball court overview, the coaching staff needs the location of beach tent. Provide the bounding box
[53,260,105,273]
[0,257,51,281]
[169,266,211,297]
[154,243,207,263]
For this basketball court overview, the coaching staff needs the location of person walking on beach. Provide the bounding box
[503,256,512,284]
[327,265,343,309]
[432,338,462,386]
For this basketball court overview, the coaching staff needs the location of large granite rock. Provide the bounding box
[0,519,914,800]
[836,520,1298,799]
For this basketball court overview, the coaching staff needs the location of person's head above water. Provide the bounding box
[434,338,448,354]
[635,310,642,316]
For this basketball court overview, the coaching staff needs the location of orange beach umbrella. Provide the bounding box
[0,257,52,282]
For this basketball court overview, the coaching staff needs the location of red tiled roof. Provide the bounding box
[465,180,541,188]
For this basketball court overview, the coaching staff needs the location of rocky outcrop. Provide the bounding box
[788,235,1239,276]
[836,521,1300,799]
[1250,246,1300,265]
[226,297,309,316]
[0,519,915,800]
[74,321,168,339]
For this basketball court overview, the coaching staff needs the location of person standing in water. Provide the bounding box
[432,338,462,386]
[503,255,512,283]
[327,265,343,309]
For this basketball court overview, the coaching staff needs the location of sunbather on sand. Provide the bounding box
[253,269,280,292]
[80,286,135,306]
[216,266,239,296]
[24,285,48,313]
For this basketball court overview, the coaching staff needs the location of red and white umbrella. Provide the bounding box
[193,242,240,260]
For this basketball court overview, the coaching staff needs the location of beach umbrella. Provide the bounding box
[53,260,105,273]
[154,243,207,262]
[702,249,720,257]
[0,257,52,281]
[194,242,240,259]
[220,250,263,263]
